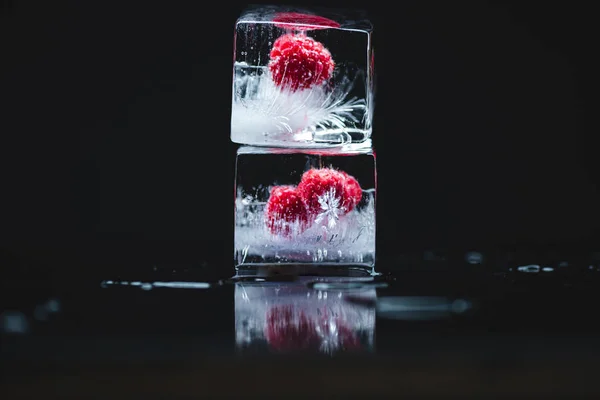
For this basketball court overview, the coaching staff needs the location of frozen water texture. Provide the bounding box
[235,279,376,354]
[235,189,375,265]
[231,5,374,147]
[234,146,376,269]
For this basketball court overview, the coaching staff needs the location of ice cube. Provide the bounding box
[231,5,375,148]
[234,278,376,354]
[234,144,376,273]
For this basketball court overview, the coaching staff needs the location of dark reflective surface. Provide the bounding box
[235,277,377,355]
[3,249,600,397]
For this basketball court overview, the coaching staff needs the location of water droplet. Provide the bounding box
[45,298,60,313]
[1,311,29,334]
[151,281,211,289]
[465,251,483,264]
[451,299,471,314]
[517,264,540,273]
[376,296,453,320]
[100,280,113,288]
[141,283,153,291]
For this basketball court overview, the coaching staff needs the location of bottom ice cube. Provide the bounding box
[234,145,376,273]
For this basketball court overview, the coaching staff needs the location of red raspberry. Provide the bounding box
[273,12,341,31]
[268,33,335,92]
[264,185,310,237]
[340,171,363,211]
[297,168,363,217]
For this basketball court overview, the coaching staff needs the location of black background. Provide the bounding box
[1,3,599,396]
[1,0,595,277]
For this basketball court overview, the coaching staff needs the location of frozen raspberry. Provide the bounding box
[297,168,347,215]
[268,33,335,92]
[265,185,310,237]
[340,171,363,211]
[297,168,362,217]
[273,12,341,31]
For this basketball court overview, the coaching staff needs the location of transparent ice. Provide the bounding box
[234,145,376,271]
[231,5,374,147]
[235,279,376,354]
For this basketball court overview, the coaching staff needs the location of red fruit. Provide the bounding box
[273,12,341,31]
[297,168,362,217]
[268,33,335,92]
[297,168,346,215]
[340,171,363,211]
[265,185,310,237]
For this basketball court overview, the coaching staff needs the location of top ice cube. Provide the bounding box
[231,5,374,148]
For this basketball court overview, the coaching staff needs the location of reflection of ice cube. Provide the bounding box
[234,146,376,273]
[231,5,374,147]
[234,278,376,354]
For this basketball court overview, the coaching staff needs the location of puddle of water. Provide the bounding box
[375,296,473,320]
[100,280,212,290]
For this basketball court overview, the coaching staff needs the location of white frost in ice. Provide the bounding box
[234,188,375,264]
[231,63,366,144]
[315,187,342,229]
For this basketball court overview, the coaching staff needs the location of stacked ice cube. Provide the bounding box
[231,5,376,274]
